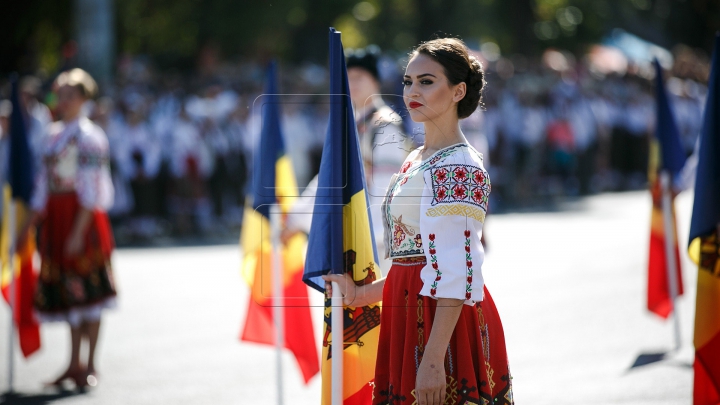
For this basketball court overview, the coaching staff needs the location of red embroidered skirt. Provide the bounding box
[373,257,513,404]
[34,192,117,314]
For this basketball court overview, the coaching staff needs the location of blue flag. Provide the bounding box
[302,28,382,404]
[252,61,286,218]
[238,61,320,383]
[688,33,720,405]
[688,34,720,245]
[653,58,686,177]
[303,28,379,292]
[8,76,34,203]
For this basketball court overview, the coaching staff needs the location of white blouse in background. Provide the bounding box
[31,117,114,212]
[382,143,491,305]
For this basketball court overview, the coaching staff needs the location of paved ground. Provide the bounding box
[0,190,697,404]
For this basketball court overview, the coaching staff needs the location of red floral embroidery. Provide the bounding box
[464,229,474,301]
[472,169,485,184]
[414,234,423,248]
[430,164,490,212]
[436,186,448,201]
[400,161,412,174]
[471,188,484,204]
[453,166,469,183]
[452,184,468,200]
[428,234,440,297]
[393,224,406,248]
[434,168,449,183]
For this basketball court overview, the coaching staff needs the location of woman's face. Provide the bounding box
[56,84,85,121]
[403,53,465,123]
[348,67,379,110]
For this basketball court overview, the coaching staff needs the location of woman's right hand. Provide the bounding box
[321,273,357,306]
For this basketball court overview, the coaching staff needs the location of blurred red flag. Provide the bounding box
[238,61,319,384]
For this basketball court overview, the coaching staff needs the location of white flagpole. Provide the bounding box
[270,205,284,405]
[6,201,17,393]
[659,171,682,351]
[331,281,343,405]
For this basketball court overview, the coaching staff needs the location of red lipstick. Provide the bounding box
[408,101,423,109]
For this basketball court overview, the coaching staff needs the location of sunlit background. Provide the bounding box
[1,1,718,404]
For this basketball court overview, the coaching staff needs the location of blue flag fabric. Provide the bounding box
[9,76,34,203]
[688,34,720,245]
[653,58,687,177]
[303,27,379,292]
[253,61,285,219]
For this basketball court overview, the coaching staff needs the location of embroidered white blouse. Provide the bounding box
[382,143,490,305]
[30,117,114,212]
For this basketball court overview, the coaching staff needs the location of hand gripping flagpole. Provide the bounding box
[331,281,343,405]
[659,171,681,351]
[6,201,17,393]
[270,204,284,405]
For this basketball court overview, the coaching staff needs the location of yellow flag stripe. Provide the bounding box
[319,188,380,404]
[693,234,720,348]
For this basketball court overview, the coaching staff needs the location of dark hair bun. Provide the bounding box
[346,45,381,81]
[413,38,485,119]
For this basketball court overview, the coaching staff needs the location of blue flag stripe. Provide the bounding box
[9,76,34,203]
[688,33,720,245]
[303,28,379,292]
[252,61,286,219]
[653,59,686,176]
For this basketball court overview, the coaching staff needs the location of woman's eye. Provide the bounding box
[421,80,433,85]
[402,80,412,86]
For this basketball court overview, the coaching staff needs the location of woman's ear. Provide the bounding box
[453,82,467,103]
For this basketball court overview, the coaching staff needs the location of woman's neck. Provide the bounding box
[62,111,81,124]
[421,114,466,154]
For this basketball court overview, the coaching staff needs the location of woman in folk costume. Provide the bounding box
[324,38,513,405]
[17,68,117,388]
[284,46,410,272]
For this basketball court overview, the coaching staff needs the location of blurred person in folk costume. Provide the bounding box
[15,68,118,388]
[284,45,410,272]
[325,38,513,405]
[115,91,163,238]
[168,104,214,234]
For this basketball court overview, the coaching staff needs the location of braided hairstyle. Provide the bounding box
[412,38,485,119]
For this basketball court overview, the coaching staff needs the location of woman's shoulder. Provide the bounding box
[425,143,484,169]
[77,118,109,150]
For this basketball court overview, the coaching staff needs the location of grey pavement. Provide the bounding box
[0,190,697,404]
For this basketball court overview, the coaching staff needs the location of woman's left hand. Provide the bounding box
[416,354,446,405]
[64,230,84,257]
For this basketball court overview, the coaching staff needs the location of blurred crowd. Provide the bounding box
[0,45,710,242]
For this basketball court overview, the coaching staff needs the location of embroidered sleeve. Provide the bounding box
[418,159,490,304]
[76,128,114,211]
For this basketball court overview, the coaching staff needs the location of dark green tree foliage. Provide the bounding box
[2,0,719,74]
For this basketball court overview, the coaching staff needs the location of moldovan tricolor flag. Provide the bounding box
[303,28,381,405]
[0,76,41,357]
[239,61,319,383]
[688,33,720,405]
[646,59,685,319]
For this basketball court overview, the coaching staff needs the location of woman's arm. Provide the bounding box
[416,297,464,405]
[321,273,385,307]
